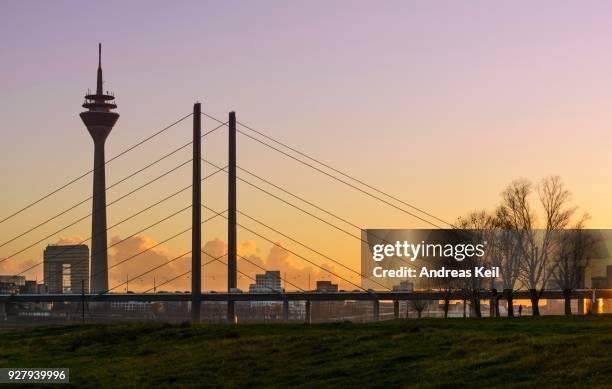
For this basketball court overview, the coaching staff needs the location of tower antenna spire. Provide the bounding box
[80,44,119,294]
[96,43,103,95]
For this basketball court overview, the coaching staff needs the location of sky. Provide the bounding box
[1,0,612,291]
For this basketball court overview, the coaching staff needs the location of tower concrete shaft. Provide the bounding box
[79,44,119,293]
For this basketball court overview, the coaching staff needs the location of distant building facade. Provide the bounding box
[247,271,282,315]
[316,280,338,293]
[0,275,26,287]
[0,276,47,296]
[21,280,47,294]
[110,301,152,312]
[0,280,20,295]
[43,244,89,293]
[248,271,282,293]
[312,281,342,321]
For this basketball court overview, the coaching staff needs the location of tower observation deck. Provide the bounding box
[79,44,119,293]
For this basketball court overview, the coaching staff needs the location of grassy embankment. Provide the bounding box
[0,315,611,388]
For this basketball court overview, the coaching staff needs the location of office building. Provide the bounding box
[248,271,282,293]
[43,244,89,293]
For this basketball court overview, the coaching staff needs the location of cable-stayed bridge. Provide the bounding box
[0,45,609,322]
[1,104,610,323]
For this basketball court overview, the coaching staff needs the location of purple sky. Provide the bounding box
[2,1,612,287]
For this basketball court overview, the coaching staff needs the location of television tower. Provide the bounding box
[79,44,119,293]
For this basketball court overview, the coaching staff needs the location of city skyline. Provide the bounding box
[3,1,612,292]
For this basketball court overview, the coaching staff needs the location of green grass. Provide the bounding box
[1,315,611,388]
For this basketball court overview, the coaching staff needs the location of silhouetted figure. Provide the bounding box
[518,304,523,317]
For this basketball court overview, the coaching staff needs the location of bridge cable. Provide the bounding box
[0,158,194,265]
[202,159,417,271]
[10,167,227,275]
[103,250,193,294]
[98,208,229,295]
[201,204,373,294]
[0,122,225,250]
[236,129,446,229]
[236,209,391,291]
[0,112,193,225]
[141,253,228,293]
[146,250,306,293]
[201,112,452,228]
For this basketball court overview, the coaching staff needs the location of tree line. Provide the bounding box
[431,175,598,317]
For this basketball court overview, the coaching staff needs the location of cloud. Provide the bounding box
[56,236,85,245]
[233,240,349,291]
[0,258,40,279]
[107,235,349,292]
[107,234,192,293]
[2,234,351,293]
[0,236,87,279]
[238,239,258,256]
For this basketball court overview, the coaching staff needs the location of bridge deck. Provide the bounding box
[1,289,611,303]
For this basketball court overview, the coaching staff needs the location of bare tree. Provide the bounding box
[409,299,429,319]
[455,210,495,318]
[483,226,506,317]
[552,216,595,315]
[499,176,575,315]
[494,207,526,316]
[434,255,460,318]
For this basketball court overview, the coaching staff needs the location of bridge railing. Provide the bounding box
[1,289,611,303]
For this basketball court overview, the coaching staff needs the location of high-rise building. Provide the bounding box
[248,271,282,293]
[43,244,89,294]
[79,44,119,293]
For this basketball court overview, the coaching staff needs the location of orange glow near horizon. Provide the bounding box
[3,1,612,292]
